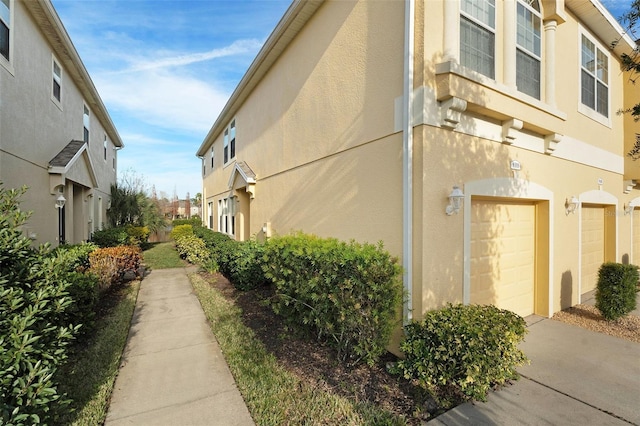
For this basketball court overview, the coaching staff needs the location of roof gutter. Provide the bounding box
[402,0,414,325]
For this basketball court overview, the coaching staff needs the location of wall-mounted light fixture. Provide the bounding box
[624,203,633,215]
[55,194,66,209]
[565,196,579,215]
[446,186,464,216]
[55,194,66,245]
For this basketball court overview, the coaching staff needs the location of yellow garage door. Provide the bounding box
[471,200,535,317]
[581,205,605,294]
[634,208,640,264]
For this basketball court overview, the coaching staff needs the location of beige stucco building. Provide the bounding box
[0,0,123,245]
[197,0,640,323]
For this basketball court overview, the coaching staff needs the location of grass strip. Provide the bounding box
[189,273,406,426]
[142,241,185,269]
[55,280,140,426]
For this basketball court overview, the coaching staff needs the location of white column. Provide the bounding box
[544,20,557,107]
[503,0,517,88]
[443,0,459,62]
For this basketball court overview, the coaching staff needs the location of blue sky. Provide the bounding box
[51,0,291,200]
[51,0,633,200]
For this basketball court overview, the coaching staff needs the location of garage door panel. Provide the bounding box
[581,206,604,294]
[470,201,535,317]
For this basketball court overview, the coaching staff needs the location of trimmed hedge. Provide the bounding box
[395,304,528,403]
[225,240,269,291]
[175,234,211,265]
[172,218,202,228]
[91,225,149,248]
[170,224,194,241]
[192,227,238,274]
[596,262,638,321]
[262,233,403,366]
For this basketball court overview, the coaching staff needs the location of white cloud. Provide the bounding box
[122,39,263,73]
[95,69,227,134]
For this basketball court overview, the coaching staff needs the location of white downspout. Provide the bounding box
[402,0,415,325]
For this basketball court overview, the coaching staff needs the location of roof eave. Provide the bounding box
[196,0,324,157]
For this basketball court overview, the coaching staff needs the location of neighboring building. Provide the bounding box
[197,0,640,325]
[0,0,122,245]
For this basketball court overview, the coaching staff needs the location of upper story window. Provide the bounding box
[223,119,236,165]
[516,0,541,99]
[53,58,62,102]
[211,146,215,169]
[0,0,10,61]
[581,34,608,118]
[83,105,90,143]
[202,159,206,176]
[460,0,495,79]
[103,135,108,160]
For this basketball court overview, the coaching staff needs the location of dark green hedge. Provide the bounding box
[596,262,638,321]
[395,304,528,403]
[262,233,403,366]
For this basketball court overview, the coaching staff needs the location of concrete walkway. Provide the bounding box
[105,267,254,426]
[429,315,640,425]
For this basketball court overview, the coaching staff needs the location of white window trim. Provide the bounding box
[51,55,63,109]
[577,26,611,128]
[217,196,235,236]
[83,103,91,143]
[459,0,496,79]
[223,119,236,167]
[0,0,13,75]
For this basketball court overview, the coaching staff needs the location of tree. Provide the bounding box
[106,169,166,230]
[616,2,640,158]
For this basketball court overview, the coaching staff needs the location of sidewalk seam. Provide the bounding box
[520,375,637,426]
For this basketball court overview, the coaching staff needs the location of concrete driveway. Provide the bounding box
[428,316,640,425]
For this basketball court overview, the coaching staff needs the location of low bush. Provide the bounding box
[225,240,269,291]
[92,226,150,248]
[172,218,202,228]
[174,234,210,265]
[596,263,639,321]
[88,246,142,290]
[192,227,238,273]
[262,233,403,366]
[53,242,99,272]
[91,227,129,248]
[395,304,528,403]
[170,224,194,241]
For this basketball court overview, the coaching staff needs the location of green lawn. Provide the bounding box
[142,241,185,269]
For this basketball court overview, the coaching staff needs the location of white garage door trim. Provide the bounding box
[628,196,640,264]
[577,190,618,303]
[463,178,554,317]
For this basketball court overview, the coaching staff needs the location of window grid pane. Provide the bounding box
[516,49,540,99]
[516,3,541,57]
[581,36,595,72]
[461,0,495,28]
[596,81,608,117]
[581,70,595,109]
[460,16,495,79]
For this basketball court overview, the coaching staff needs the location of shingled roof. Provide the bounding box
[49,140,85,168]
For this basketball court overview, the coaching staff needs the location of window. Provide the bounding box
[0,0,9,61]
[223,119,236,164]
[460,0,495,79]
[211,146,215,169]
[581,34,608,117]
[103,135,108,161]
[208,202,213,229]
[202,159,206,176]
[516,0,541,99]
[53,59,62,102]
[217,196,235,235]
[83,105,90,143]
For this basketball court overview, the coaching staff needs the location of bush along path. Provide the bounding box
[174,225,531,423]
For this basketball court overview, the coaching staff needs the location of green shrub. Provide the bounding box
[172,218,202,228]
[596,262,639,321]
[262,233,403,366]
[170,224,194,241]
[226,240,269,291]
[0,185,78,424]
[395,304,528,403]
[174,234,210,265]
[192,227,238,273]
[124,224,150,247]
[53,242,99,272]
[91,227,129,248]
